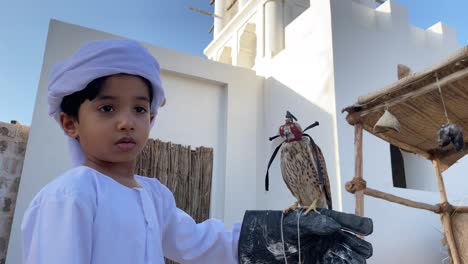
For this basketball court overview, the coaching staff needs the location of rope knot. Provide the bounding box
[436,202,454,214]
[345,177,367,194]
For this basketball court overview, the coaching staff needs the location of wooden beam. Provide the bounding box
[453,206,468,213]
[345,112,361,125]
[402,102,440,128]
[363,187,439,212]
[433,159,461,264]
[359,67,468,117]
[354,123,364,217]
[434,159,449,203]
[346,184,468,214]
[435,143,468,159]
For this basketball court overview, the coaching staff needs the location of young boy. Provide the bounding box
[21,39,240,264]
[21,39,373,264]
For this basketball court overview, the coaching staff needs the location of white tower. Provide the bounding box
[206,0,310,69]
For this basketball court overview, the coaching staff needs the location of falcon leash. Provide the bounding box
[280,209,304,264]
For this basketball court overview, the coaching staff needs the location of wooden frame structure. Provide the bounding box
[343,46,468,264]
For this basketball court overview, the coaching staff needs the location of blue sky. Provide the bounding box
[0,0,467,125]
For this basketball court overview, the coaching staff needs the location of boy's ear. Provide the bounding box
[59,112,79,138]
[150,113,155,123]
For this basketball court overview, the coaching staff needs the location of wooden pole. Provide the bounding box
[434,159,449,203]
[345,183,468,214]
[433,158,461,264]
[453,206,468,213]
[363,187,439,213]
[354,123,364,216]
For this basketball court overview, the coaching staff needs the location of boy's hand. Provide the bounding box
[238,209,373,263]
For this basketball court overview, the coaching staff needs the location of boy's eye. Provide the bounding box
[98,105,114,112]
[135,106,148,113]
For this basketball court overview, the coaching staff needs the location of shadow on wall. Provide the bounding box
[284,0,311,27]
[257,77,339,212]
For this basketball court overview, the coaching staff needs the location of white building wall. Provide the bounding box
[402,151,438,192]
[331,1,462,263]
[255,1,342,213]
[206,0,467,262]
[206,0,342,212]
[6,20,262,264]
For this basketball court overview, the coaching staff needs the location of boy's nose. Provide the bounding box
[117,113,135,131]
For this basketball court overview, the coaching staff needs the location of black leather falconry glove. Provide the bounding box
[238,208,373,263]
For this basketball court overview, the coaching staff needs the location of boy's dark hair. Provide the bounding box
[60,74,153,121]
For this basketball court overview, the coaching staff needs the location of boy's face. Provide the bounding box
[60,74,154,165]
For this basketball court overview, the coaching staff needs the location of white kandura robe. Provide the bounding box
[21,166,240,264]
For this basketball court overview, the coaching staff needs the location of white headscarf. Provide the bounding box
[48,39,165,167]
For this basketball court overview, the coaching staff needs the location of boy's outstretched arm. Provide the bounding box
[21,192,94,264]
[159,180,373,264]
[161,186,241,264]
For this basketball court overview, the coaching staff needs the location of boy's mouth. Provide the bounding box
[115,137,136,151]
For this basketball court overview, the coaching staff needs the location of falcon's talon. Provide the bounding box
[283,202,299,214]
[303,200,320,216]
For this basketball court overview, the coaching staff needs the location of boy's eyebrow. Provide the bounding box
[96,95,116,101]
[96,95,150,101]
[135,96,150,102]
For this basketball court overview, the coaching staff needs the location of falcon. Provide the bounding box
[266,111,332,215]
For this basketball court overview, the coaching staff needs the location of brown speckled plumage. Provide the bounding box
[280,138,332,210]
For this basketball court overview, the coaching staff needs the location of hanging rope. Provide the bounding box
[435,72,450,124]
[296,210,302,264]
[280,211,303,264]
[280,213,288,264]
